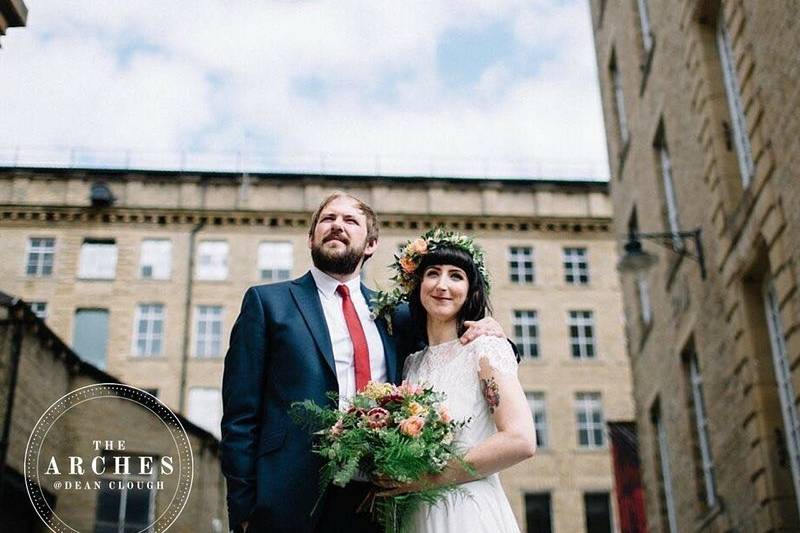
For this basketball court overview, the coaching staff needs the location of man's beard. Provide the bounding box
[311,236,367,275]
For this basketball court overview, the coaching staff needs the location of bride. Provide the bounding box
[376,230,536,532]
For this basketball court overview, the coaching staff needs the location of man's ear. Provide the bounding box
[307,234,313,250]
[364,238,379,258]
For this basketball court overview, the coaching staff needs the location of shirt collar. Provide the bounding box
[310,266,362,300]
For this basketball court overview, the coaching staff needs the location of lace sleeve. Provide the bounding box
[471,336,518,377]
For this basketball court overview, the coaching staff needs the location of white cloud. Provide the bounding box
[0,0,609,178]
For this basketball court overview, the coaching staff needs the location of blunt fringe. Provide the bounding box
[408,246,492,346]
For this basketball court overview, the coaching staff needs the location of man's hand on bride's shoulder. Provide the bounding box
[460,317,505,345]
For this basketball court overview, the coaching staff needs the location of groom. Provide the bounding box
[221,192,505,533]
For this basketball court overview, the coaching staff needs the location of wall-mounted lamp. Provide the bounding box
[617,228,707,279]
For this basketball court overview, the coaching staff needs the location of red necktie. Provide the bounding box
[336,284,371,391]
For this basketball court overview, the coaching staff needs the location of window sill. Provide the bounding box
[574,446,608,454]
[76,277,116,282]
[639,37,656,96]
[128,355,169,361]
[190,356,224,362]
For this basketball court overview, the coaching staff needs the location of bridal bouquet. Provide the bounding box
[291,381,471,532]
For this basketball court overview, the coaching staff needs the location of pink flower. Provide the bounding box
[366,407,390,429]
[396,381,423,396]
[330,419,344,438]
[437,406,452,424]
[399,415,426,438]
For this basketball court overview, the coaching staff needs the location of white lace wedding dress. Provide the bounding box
[402,335,521,533]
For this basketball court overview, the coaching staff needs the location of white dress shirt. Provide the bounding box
[310,266,387,409]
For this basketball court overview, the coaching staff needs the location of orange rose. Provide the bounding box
[399,256,417,274]
[407,401,428,417]
[437,405,452,424]
[407,238,428,255]
[399,415,426,437]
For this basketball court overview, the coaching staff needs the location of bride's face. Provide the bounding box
[420,264,469,322]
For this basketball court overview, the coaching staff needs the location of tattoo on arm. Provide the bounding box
[481,377,500,414]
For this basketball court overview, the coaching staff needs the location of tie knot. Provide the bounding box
[336,284,351,298]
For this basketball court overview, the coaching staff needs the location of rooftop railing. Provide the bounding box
[0,146,610,181]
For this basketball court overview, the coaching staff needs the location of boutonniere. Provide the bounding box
[370,289,403,336]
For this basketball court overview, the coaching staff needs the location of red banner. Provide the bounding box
[608,422,648,533]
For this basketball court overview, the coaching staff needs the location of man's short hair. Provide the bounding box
[308,192,379,244]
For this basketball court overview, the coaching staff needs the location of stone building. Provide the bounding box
[0,166,633,531]
[590,0,800,531]
[0,0,27,46]
[0,292,227,532]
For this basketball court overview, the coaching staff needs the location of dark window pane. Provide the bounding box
[124,486,151,526]
[584,492,612,533]
[525,493,552,533]
[95,485,120,524]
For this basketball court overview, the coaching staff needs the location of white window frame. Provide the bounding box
[29,301,48,319]
[194,305,223,358]
[527,392,548,449]
[508,246,535,284]
[258,241,293,282]
[513,310,540,359]
[637,273,652,325]
[763,279,800,516]
[78,239,118,280]
[576,392,605,449]
[657,133,683,250]
[188,387,222,439]
[717,13,754,188]
[26,237,55,277]
[610,54,629,147]
[564,247,590,285]
[196,240,229,281]
[689,354,717,508]
[569,310,597,359]
[95,453,157,533]
[636,0,654,53]
[139,239,172,280]
[654,407,678,533]
[133,304,165,357]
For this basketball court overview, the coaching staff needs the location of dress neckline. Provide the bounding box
[426,338,461,355]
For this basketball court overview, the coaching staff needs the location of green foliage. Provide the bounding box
[291,382,471,532]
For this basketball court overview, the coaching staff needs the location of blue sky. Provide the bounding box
[0,1,609,179]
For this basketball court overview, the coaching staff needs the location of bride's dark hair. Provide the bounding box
[408,245,492,346]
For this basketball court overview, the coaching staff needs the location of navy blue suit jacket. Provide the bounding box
[220,271,415,532]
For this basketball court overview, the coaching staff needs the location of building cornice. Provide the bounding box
[0,166,609,192]
[0,205,612,234]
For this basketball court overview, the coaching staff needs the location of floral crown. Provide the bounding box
[370,228,490,329]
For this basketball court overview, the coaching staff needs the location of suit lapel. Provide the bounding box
[361,284,399,384]
[289,272,337,379]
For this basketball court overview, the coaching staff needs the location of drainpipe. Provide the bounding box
[0,302,24,499]
[178,219,206,413]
